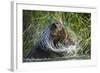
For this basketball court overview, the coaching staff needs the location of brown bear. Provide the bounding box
[25,21,76,61]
